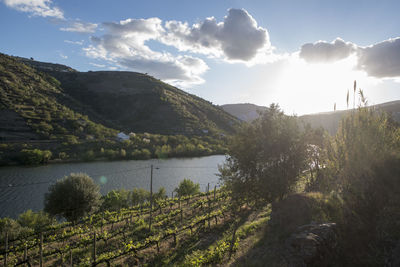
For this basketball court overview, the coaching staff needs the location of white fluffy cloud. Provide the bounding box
[299,38,357,63]
[162,8,271,61]
[84,17,208,87]
[3,0,63,19]
[60,21,98,33]
[299,37,400,78]
[357,37,400,78]
[83,8,274,87]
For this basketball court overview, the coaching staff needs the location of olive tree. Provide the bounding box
[44,173,101,222]
[219,104,308,205]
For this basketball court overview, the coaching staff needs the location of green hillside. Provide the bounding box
[19,58,240,136]
[0,53,236,165]
[0,53,117,142]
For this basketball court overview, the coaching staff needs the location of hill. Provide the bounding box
[0,53,237,165]
[221,103,268,122]
[0,53,117,142]
[19,57,240,136]
[222,102,400,134]
[300,100,400,134]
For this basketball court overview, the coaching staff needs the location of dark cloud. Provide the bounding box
[299,38,356,63]
[357,37,400,78]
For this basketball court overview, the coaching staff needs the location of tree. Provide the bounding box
[101,189,129,211]
[174,179,200,197]
[219,104,308,205]
[129,188,150,205]
[153,187,167,200]
[44,173,101,222]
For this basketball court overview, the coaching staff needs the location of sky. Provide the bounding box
[1,0,399,115]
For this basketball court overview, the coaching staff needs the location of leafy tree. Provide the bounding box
[129,188,150,205]
[44,173,101,222]
[101,189,129,211]
[153,187,167,200]
[219,104,308,205]
[174,179,200,197]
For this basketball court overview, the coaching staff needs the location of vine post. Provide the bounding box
[4,232,8,267]
[39,232,43,267]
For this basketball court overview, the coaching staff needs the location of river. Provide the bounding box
[0,155,226,218]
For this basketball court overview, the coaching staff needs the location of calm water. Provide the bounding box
[0,155,226,218]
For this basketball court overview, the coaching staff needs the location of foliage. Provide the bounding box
[101,189,130,211]
[0,217,25,240]
[129,188,150,206]
[44,173,101,222]
[153,187,167,200]
[219,104,308,205]
[174,179,200,197]
[17,210,55,232]
[17,149,52,165]
[320,96,400,265]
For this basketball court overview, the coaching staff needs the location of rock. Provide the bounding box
[285,223,337,267]
[386,240,400,267]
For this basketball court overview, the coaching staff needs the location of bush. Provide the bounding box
[324,101,400,265]
[44,173,101,222]
[174,179,200,197]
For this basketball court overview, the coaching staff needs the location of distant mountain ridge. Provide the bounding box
[221,103,268,122]
[222,102,400,134]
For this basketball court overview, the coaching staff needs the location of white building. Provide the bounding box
[116,132,129,141]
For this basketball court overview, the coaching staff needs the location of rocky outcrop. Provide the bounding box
[285,223,337,267]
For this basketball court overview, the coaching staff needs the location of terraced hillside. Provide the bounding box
[19,57,240,136]
[0,53,117,142]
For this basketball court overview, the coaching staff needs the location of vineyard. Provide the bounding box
[0,188,270,266]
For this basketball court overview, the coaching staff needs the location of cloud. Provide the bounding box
[299,38,357,63]
[64,40,84,45]
[3,0,63,19]
[84,17,208,87]
[357,37,400,78]
[83,8,275,87]
[60,21,98,33]
[161,8,271,61]
[299,37,400,78]
[58,52,67,59]
[89,62,106,68]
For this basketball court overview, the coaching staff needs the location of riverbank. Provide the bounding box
[0,134,229,167]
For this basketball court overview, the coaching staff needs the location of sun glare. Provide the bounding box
[274,54,379,115]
